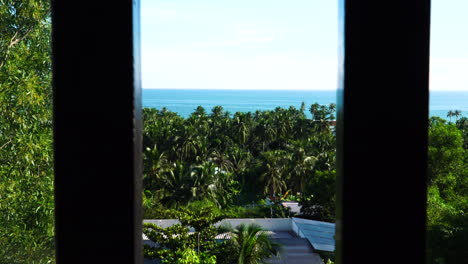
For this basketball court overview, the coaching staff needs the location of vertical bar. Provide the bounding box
[132,0,143,263]
[336,1,430,263]
[51,0,143,263]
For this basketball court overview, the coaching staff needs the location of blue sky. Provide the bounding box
[141,0,468,91]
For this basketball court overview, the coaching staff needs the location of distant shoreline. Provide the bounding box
[142,89,467,119]
[142,88,468,92]
[142,88,338,91]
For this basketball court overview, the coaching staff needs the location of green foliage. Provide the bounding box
[455,117,468,150]
[0,1,54,263]
[172,248,216,264]
[426,186,468,264]
[143,203,283,264]
[318,251,335,264]
[142,103,337,218]
[259,150,289,200]
[446,110,462,123]
[299,170,336,222]
[426,115,468,264]
[428,121,465,199]
[143,105,468,263]
[227,223,281,264]
[224,204,294,219]
[143,202,229,264]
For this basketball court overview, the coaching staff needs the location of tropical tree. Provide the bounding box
[447,110,454,123]
[426,117,468,264]
[143,144,168,191]
[228,147,251,180]
[252,119,275,152]
[300,101,306,113]
[143,108,183,152]
[300,170,337,222]
[1,1,55,262]
[174,126,201,162]
[141,102,339,216]
[288,142,318,194]
[272,107,291,142]
[158,162,193,208]
[328,103,336,114]
[208,112,232,154]
[455,117,468,149]
[260,150,289,201]
[453,110,462,122]
[191,162,221,204]
[231,112,251,145]
[427,121,465,198]
[227,223,281,264]
[310,103,336,132]
[209,150,234,173]
[143,203,224,264]
[309,103,321,120]
[293,118,312,141]
[210,105,224,119]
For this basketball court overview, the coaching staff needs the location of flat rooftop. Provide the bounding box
[143,217,335,252]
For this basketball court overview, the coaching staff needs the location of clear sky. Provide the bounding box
[141,0,468,91]
[429,0,468,91]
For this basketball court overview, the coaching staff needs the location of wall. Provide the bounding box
[144,218,292,232]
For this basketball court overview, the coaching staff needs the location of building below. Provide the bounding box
[143,217,335,264]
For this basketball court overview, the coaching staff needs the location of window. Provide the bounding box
[140,1,338,262]
[426,1,468,262]
[51,1,430,263]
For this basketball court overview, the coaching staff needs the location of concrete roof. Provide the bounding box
[143,217,336,252]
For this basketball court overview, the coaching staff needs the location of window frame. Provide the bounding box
[335,1,430,263]
[52,0,142,263]
[51,0,430,263]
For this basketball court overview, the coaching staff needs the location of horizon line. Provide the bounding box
[143,88,337,91]
[142,87,468,92]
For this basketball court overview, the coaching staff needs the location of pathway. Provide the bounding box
[268,237,324,264]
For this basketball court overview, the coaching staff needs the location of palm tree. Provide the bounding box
[260,151,288,201]
[310,103,321,120]
[328,103,336,121]
[328,103,336,113]
[192,105,207,118]
[228,147,250,175]
[229,223,280,264]
[300,101,306,113]
[292,117,312,141]
[447,110,454,123]
[210,105,224,118]
[310,103,334,132]
[253,120,275,152]
[288,143,318,194]
[453,110,462,122]
[174,126,200,162]
[191,161,232,207]
[273,108,291,142]
[159,162,192,208]
[209,150,234,172]
[143,144,168,191]
[190,162,217,201]
[456,116,468,128]
[232,112,251,145]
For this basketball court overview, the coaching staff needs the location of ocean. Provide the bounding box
[142,89,468,119]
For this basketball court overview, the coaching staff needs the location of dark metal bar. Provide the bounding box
[336,1,431,263]
[51,0,143,263]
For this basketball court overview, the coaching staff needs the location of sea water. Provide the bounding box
[143,89,468,119]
